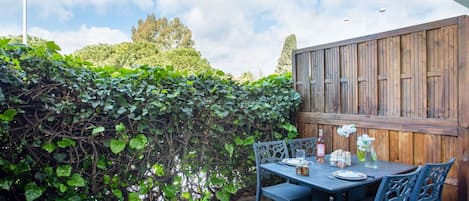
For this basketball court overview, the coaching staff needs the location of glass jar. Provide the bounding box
[357,134,378,168]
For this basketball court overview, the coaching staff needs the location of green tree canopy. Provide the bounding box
[275,34,297,74]
[73,42,212,74]
[131,14,194,51]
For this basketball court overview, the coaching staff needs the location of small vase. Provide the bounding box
[364,143,378,168]
[357,134,378,168]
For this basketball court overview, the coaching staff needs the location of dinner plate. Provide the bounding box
[332,170,367,181]
[281,158,307,166]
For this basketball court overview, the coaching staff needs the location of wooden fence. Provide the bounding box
[293,15,469,201]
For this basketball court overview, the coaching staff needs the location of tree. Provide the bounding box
[73,42,213,74]
[236,71,256,83]
[131,14,194,51]
[74,42,159,68]
[275,34,297,74]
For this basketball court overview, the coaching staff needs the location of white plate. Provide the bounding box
[332,170,367,181]
[281,158,307,166]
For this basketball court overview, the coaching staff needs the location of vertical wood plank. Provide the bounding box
[442,184,458,201]
[358,41,378,115]
[425,134,441,163]
[399,131,413,165]
[458,15,469,200]
[442,136,459,186]
[401,34,413,117]
[446,25,458,120]
[413,31,427,118]
[387,36,401,117]
[375,129,390,161]
[292,52,298,91]
[332,126,349,151]
[413,133,425,166]
[325,47,340,113]
[311,50,325,112]
[389,131,400,162]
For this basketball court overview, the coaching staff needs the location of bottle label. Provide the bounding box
[317,144,325,156]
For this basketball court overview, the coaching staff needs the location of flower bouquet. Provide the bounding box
[337,124,357,138]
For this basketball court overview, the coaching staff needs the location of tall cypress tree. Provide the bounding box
[275,34,297,74]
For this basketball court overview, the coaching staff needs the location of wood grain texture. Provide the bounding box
[398,131,414,165]
[389,131,399,162]
[297,112,458,136]
[292,15,466,200]
[325,47,340,113]
[311,50,325,112]
[458,15,469,201]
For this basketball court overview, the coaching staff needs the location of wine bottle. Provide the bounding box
[317,129,325,163]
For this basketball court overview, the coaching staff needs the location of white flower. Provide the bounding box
[357,134,375,151]
[337,124,356,137]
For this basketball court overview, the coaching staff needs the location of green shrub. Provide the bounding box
[0,40,301,200]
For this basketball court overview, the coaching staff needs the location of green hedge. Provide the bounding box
[0,40,301,200]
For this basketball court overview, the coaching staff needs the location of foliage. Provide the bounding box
[74,42,212,74]
[131,14,194,51]
[236,71,256,83]
[0,41,301,200]
[275,34,297,74]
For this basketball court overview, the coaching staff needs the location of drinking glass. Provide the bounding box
[337,152,346,168]
[296,149,306,160]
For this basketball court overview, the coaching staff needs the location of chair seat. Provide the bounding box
[262,182,311,201]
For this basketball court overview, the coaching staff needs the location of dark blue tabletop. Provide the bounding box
[260,156,416,194]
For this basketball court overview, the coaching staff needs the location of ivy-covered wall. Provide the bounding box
[0,40,301,200]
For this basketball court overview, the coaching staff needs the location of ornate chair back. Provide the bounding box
[374,167,422,201]
[410,158,455,201]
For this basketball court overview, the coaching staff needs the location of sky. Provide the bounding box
[1,0,468,77]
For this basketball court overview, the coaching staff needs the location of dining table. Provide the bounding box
[260,155,416,201]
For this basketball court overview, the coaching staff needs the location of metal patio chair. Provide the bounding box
[253,140,312,201]
[410,158,455,201]
[287,137,317,158]
[373,166,422,201]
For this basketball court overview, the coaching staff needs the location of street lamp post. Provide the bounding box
[22,0,27,45]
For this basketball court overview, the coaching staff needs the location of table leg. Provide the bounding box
[346,186,366,201]
[311,189,330,201]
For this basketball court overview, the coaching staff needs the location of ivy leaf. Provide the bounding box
[57,138,76,148]
[0,108,17,122]
[210,176,225,186]
[25,182,44,201]
[151,164,165,176]
[41,142,57,153]
[287,131,298,139]
[163,185,177,199]
[115,123,126,133]
[129,134,147,150]
[234,137,243,145]
[110,139,126,154]
[58,183,67,193]
[112,188,123,200]
[242,136,255,146]
[0,178,13,190]
[97,157,106,170]
[223,184,237,194]
[182,192,191,200]
[128,192,139,201]
[224,143,234,157]
[66,174,85,187]
[56,165,72,177]
[215,191,230,201]
[91,126,105,136]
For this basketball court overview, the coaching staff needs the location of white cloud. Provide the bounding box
[29,25,130,54]
[132,0,156,11]
[153,0,469,76]
[2,0,469,77]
